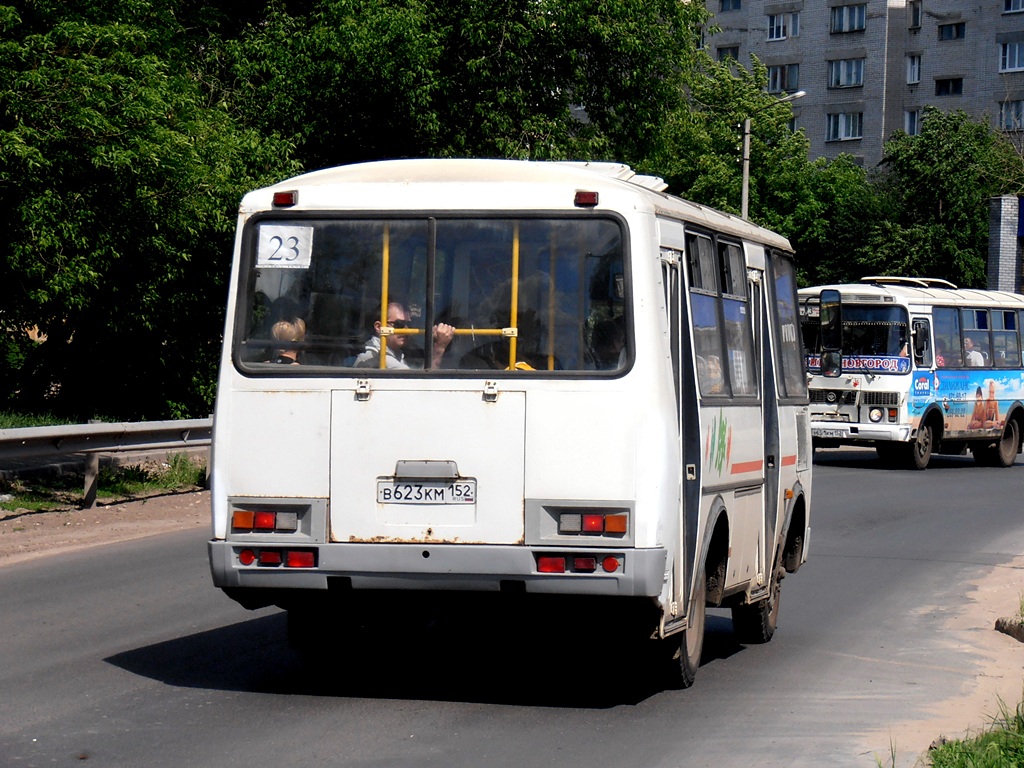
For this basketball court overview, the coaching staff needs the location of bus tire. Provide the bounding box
[903,423,933,470]
[668,571,707,689]
[732,566,782,644]
[975,418,1020,467]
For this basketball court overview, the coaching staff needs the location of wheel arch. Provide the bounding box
[780,486,808,574]
[701,497,730,607]
[921,403,946,445]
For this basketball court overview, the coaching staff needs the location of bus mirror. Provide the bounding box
[819,289,842,377]
[820,350,842,378]
[819,290,842,350]
[913,320,930,359]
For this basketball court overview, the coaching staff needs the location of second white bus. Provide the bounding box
[208,159,812,687]
[800,276,1024,469]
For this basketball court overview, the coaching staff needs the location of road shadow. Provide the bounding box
[812,447,1001,471]
[106,609,746,709]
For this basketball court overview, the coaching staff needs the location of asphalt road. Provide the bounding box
[1,447,1022,768]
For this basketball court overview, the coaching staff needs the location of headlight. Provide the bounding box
[869,407,884,423]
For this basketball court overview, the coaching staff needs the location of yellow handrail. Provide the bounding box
[509,221,520,368]
[378,223,391,369]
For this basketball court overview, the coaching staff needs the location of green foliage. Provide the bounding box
[0,451,206,512]
[2,0,1023,419]
[870,107,1024,288]
[0,3,300,419]
[221,0,709,168]
[929,699,1024,768]
[0,410,76,429]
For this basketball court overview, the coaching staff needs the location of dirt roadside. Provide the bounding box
[2,491,1023,763]
[0,490,210,567]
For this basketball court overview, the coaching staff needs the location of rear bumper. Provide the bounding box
[209,540,667,598]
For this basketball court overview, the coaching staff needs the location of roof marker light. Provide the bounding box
[273,190,297,207]
[574,190,599,207]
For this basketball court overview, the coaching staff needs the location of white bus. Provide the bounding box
[208,159,812,687]
[799,276,1024,469]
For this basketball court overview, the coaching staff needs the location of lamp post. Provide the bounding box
[741,90,805,220]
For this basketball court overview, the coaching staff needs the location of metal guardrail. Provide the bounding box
[0,419,212,507]
[0,419,212,462]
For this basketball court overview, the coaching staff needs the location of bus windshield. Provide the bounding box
[803,304,910,373]
[236,216,626,373]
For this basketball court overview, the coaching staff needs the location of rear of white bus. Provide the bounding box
[207,161,679,649]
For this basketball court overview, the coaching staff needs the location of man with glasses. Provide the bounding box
[354,301,455,369]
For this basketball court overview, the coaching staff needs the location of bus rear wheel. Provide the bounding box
[665,572,706,689]
[974,418,1020,467]
[732,566,782,644]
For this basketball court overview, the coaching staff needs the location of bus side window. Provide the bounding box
[933,307,962,367]
[962,308,992,365]
[993,309,1020,367]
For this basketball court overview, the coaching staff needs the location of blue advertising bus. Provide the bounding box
[800,276,1024,469]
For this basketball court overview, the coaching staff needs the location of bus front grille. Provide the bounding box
[809,389,857,406]
[861,391,900,407]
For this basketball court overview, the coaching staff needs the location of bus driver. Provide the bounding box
[355,301,455,369]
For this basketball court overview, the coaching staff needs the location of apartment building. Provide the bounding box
[707,0,1024,167]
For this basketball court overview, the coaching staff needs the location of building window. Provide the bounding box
[768,63,800,93]
[910,1,923,27]
[768,13,800,40]
[718,46,740,62]
[907,55,921,84]
[1005,0,1024,13]
[938,23,966,41]
[935,78,964,96]
[828,58,865,88]
[905,110,921,135]
[1001,42,1024,72]
[831,5,867,33]
[999,100,1024,130]
[827,112,863,141]
[721,0,741,10]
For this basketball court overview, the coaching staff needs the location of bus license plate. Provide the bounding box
[812,427,846,439]
[377,480,476,504]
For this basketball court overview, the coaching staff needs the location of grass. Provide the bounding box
[0,411,80,429]
[927,699,1024,767]
[0,452,207,513]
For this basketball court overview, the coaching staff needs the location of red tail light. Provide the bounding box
[537,556,566,573]
[286,550,316,568]
[258,550,282,566]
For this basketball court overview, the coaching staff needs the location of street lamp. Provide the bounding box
[741,90,806,220]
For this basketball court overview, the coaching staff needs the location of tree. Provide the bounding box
[0,5,298,418]
[220,0,709,169]
[870,107,1024,288]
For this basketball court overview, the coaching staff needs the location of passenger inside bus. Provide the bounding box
[271,317,306,365]
[354,301,456,369]
[964,336,984,366]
